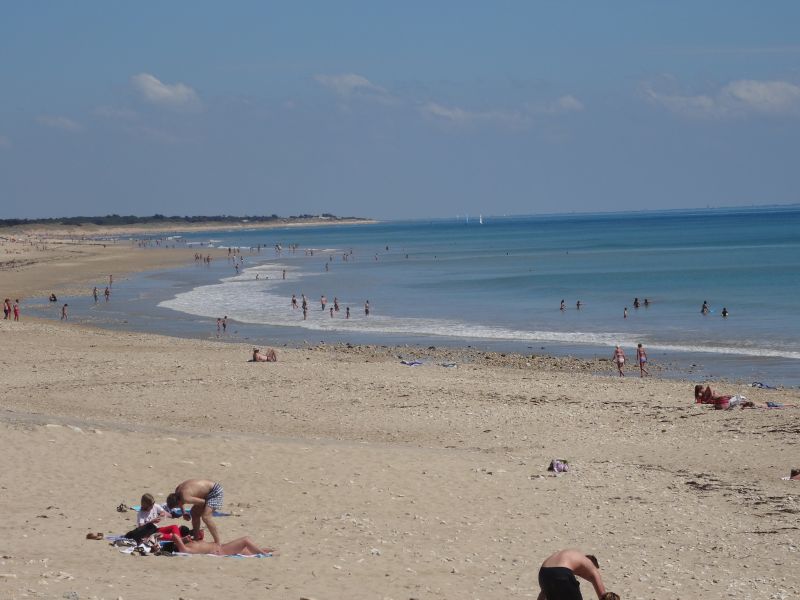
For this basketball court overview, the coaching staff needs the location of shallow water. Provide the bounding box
[35,207,800,386]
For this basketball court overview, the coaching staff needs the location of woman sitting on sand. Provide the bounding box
[694,384,730,405]
[173,535,273,556]
[252,347,277,362]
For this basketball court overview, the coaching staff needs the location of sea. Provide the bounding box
[35,207,800,386]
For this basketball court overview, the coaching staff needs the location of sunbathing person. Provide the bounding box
[252,347,277,362]
[173,535,273,556]
[694,384,730,405]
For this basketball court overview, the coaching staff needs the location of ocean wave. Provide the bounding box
[158,271,800,361]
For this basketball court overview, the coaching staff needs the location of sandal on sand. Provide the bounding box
[86,532,103,540]
[116,503,129,513]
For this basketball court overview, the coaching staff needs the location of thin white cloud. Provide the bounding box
[723,80,800,114]
[131,73,201,110]
[0,135,11,149]
[645,79,800,118]
[36,115,83,132]
[421,102,531,130]
[421,94,584,130]
[93,105,138,120]
[527,95,585,115]
[314,73,388,98]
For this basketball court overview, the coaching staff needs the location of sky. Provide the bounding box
[1,2,800,220]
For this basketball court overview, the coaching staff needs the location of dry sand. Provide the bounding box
[0,236,798,600]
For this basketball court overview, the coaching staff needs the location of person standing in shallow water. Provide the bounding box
[636,343,649,377]
[61,303,68,320]
[612,345,625,377]
[364,300,370,316]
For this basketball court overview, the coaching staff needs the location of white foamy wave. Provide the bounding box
[158,273,800,360]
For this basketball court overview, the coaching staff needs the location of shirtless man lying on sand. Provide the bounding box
[166,479,224,544]
[173,535,272,556]
[537,548,619,600]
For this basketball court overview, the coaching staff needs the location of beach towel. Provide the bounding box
[751,381,776,389]
[169,552,272,558]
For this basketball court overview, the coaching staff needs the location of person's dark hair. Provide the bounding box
[166,493,180,509]
[694,384,704,398]
[586,554,599,569]
[179,525,191,536]
[791,468,800,478]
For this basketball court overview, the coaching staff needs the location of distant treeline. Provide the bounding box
[0,213,360,227]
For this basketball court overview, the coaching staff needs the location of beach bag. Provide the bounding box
[548,459,570,473]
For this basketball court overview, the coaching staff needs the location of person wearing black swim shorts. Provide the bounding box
[537,549,619,600]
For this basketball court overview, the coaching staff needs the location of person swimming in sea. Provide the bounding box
[721,307,729,318]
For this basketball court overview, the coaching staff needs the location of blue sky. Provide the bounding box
[2,2,800,219]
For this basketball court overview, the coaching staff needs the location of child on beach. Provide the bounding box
[13,300,20,321]
[137,493,169,528]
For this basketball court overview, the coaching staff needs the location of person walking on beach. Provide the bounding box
[13,299,20,321]
[536,548,618,600]
[3,298,10,319]
[636,343,649,377]
[61,303,68,320]
[166,479,224,544]
[612,345,625,377]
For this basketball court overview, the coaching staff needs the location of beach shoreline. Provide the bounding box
[1,232,798,599]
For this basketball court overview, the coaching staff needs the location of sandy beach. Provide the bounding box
[1,236,798,600]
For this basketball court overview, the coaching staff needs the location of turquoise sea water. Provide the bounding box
[40,207,800,385]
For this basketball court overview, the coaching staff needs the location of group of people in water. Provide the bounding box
[290,292,369,321]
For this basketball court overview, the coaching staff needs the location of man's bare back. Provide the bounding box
[167,479,223,543]
[174,479,214,503]
[538,549,618,600]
